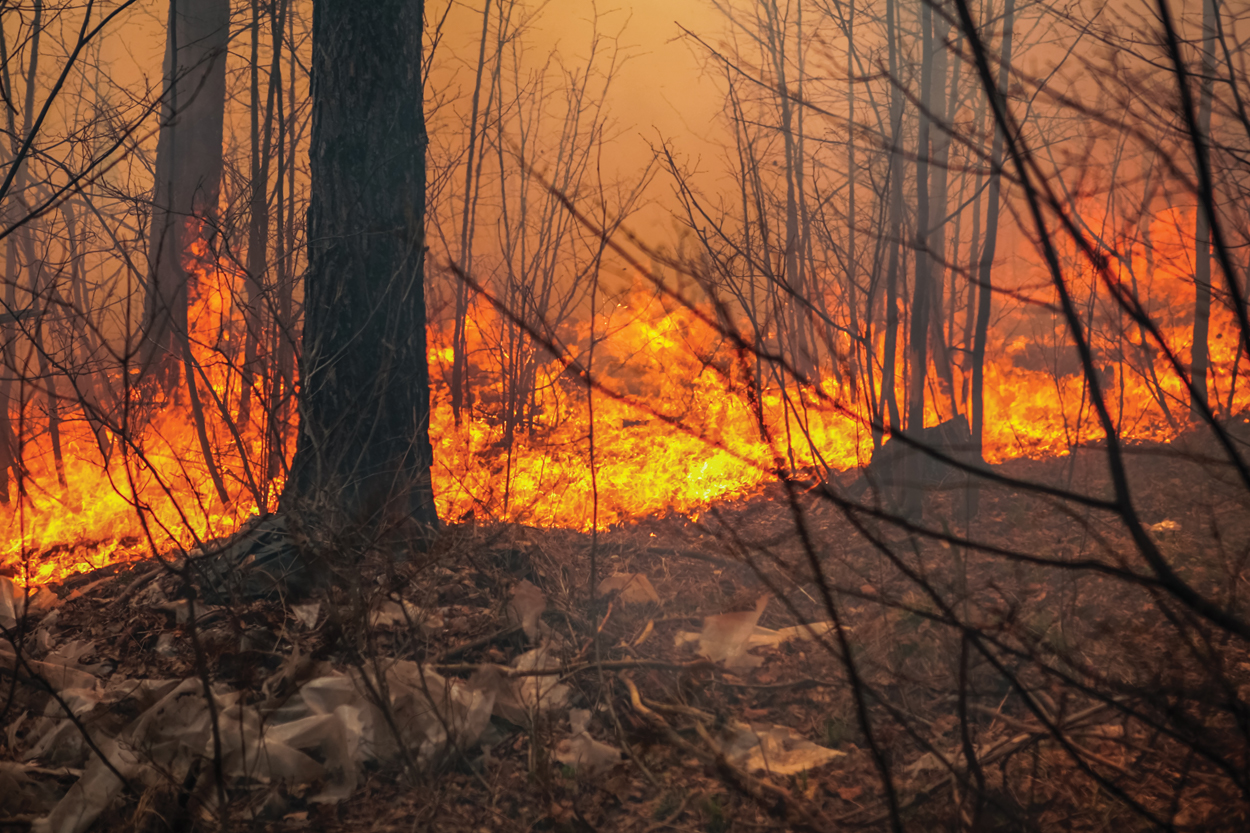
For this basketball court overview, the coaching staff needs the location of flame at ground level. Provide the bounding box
[3,211,1248,586]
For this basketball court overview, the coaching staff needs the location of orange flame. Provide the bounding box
[1,206,1246,586]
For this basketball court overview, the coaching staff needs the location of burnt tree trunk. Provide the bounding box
[282,0,438,530]
[144,0,229,391]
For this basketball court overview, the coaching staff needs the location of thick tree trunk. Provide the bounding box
[283,0,438,530]
[144,0,229,391]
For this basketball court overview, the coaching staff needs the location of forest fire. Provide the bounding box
[0,206,1241,588]
[7,1,1250,829]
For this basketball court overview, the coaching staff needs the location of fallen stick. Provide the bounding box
[433,657,711,678]
[429,624,523,663]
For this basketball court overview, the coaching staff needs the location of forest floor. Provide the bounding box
[3,422,1250,832]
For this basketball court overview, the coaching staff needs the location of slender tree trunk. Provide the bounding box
[769,2,814,378]
[144,0,229,392]
[0,2,44,501]
[878,0,904,445]
[846,0,861,412]
[284,0,439,530]
[267,0,293,485]
[24,5,64,492]
[1191,0,1217,417]
[904,0,936,519]
[450,0,493,425]
[971,0,1015,513]
[240,0,282,428]
[962,88,989,394]
[61,199,112,462]
[927,15,960,419]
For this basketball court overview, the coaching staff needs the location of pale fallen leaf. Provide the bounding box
[291,602,321,629]
[0,576,15,629]
[36,679,210,833]
[513,646,569,714]
[35,737,144,833]
[555,733,621,775]
[903,751,943,778]
[45,641,107,677]
[748,621,836,648]
[4,710,26,757]
[692,596,769,670]
[369,599,442,630]
[31,651,498,832]
[27,588,59,616]
[152,599,222,626]
[554,708,620,775]
[508,580,547,641]
[471,665,527,726]
[374,660,495,762]
[265,708,360,802]
[0,581,55,628]
[23,721,85,768]
[0,761,60,817]
[679,619,837,652]
[154,633,178,657]
[0,642,98,692]
[597,574,661,605]
[717,722,844,775]
[33,622,55,652]
[1149,519,1180,533]
[299,675,359,715]
[47,688,101,719]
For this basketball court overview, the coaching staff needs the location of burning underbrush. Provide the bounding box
[5,204,1249,591]
[2,429,1249,832]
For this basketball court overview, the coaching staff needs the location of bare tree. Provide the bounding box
[143,0,229,393]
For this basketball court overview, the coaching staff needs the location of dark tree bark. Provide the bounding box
[903,0,936,520]
[282,0,439,530]
[144,0,229,390]
[239,0,283,430]
[878,0,904,444]
[1191,0,1217,417]
[971,0,1014,514]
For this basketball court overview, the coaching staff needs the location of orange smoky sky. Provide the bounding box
[87,0,730,245]
[435,0,731,243]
